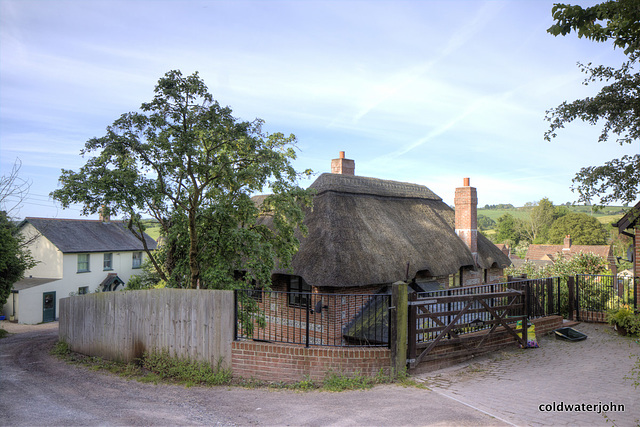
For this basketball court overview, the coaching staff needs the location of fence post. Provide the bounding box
[635,276,638,312]
[575,275,581,321]
[305,295,310,348]
[390,281,408,378]
[407,288,418,370]
[546,278,554,316]
[522,282,529,347]
[556,278,561,316]
[233,290,238,340]
[567,276,575,321]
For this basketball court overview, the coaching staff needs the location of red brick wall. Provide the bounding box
[232,341,390,383]
[232,316,562,382]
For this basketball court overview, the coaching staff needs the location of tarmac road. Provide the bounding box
[0,323,507,427]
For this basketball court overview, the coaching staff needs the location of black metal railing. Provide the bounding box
[235,289,391,347]
[505,276,563,319]
[575,274,637,322]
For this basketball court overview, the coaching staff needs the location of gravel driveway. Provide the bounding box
[0,322,504,426]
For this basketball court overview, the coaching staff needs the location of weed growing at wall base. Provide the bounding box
[50,341,414,391]
[50,341,231,386]
[141,350,232,387]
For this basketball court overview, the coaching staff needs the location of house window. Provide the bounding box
[77,254,90,273]
[78,286,89,295]
[288,276,311,307]
[103,253,113,270]
[132,252,142,269]
[448,271,459,288]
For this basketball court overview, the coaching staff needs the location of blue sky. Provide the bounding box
[1,0,638,220]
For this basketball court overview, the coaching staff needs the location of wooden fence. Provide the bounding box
[59,289,235,368]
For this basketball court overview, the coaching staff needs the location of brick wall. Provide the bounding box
[232,341,390,383]
[232,315,562,382]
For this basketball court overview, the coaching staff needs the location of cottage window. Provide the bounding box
[288,276,311,307]
[448,269,461,288]
[77,254,90,273]
[132,252,142,269]
[78,286,89,295]
[103,253,113,270]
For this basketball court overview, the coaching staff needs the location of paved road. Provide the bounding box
[415,322,640,426]
[0,322,503,426]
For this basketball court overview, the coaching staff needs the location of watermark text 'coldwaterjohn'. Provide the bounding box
[539,401,624,414]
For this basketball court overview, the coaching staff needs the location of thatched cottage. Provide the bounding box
[264,152,511,296]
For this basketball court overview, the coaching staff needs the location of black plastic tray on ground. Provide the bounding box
[553,327,587,341]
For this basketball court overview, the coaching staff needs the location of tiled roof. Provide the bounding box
[526,244,612,261]
[22,218,157,253]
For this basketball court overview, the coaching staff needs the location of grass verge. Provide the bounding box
[50,341,424,391]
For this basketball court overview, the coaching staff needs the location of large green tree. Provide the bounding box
[52,70,313,290]
[548,212,610,245]
[1,159,37,306]
[495,213,523,244]
[520,198,557,243]
[546,0,640,205]
[0,212,36,306]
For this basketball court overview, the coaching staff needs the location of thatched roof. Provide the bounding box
[261,173,510,288]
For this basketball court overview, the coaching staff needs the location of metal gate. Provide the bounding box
[575,275,637,322]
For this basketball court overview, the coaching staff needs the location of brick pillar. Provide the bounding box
[454,177,478,257]
[330,151,355,175]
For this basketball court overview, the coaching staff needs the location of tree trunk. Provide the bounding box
[188,206,200,289]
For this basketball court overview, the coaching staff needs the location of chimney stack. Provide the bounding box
[331,151,355,175]
[99,205,110,223]
[454,177,478,258]
[563,235,571,250]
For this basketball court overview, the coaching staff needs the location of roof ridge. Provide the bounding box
[310,173,442,201]
[26,217,107,222]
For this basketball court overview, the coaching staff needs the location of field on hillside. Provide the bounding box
[478,205,627,228]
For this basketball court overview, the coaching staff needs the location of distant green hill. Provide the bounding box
[477,205,627,229]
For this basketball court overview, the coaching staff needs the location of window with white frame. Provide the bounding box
[103,253,113,270]
[132,251,142,269]
[77,254,90,273]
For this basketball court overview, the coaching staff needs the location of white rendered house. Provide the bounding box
[3,217,157,324]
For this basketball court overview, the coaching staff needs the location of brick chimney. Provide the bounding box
[331,151,355,175]
[99,205,110,223]
[454,177,478,259]
[563,235,571,251]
